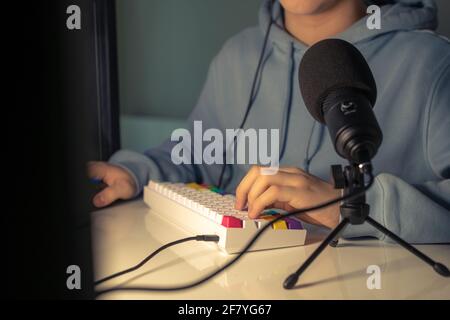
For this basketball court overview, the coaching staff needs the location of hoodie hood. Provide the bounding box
[259,0,438,51]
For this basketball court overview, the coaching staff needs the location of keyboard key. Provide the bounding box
[215,214,224,224]
[243,219,257,231]
[284,217,303,230]
[261,215,280,220]
[186,183,203,190]
[272,220,288,230]
[210,187,226,195]
[223,194,236,201]
[264,210,279,215]
[232,210,247,217]
[255,219,271,229]
[221,216,243,228]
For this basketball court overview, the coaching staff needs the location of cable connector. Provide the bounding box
[196,235,220,242]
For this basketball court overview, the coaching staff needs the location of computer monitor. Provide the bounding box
[8,0,120,299]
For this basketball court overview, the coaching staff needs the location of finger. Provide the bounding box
[87,162,108,180]
[235,166,261,210]
[270,201,322,225]
[247,172,300,206]
[113,179,136,199]
[272,201,293,211]
[93,179,134,208]
[93,186,119,208]
[295,214,323,226]
[278,167,307,175]
[248,185,297,219]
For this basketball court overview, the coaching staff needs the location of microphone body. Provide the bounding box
[322,89,382,164]
[299,39,383,164]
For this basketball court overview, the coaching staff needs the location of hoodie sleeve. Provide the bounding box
[109,56,225,196]
[342,63,450,244]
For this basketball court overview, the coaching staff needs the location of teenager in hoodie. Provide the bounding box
[88,0,450,243]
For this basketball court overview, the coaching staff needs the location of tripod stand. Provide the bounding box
[284,163,450,289]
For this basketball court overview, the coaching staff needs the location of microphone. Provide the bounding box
[283,39,382,290]
[283,40,450,291]
[299,39,382,164]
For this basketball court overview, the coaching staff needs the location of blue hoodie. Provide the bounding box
[110,0,450,243]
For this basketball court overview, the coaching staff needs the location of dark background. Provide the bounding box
[8,0,103,299]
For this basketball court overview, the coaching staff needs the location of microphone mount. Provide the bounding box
[283,162,450,290]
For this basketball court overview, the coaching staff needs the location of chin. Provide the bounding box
[279,0,340,15]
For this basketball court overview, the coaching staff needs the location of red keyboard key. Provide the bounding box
[221,216,243,228]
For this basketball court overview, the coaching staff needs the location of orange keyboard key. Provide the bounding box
[261,214,281,220]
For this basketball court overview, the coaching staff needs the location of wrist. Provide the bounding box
[323,188,341,229]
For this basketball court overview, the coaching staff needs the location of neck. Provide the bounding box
[284,0,367,46]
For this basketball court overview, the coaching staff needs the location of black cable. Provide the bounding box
[95,171,375,297]
[217,1,275,189]
[95,235,220,286]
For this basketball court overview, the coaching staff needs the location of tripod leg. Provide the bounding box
[284,218,349,289]
[330,239,339,247]
[329,222,348,247]
[365,217,450,277]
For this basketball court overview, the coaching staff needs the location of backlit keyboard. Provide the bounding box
[143,181,307,254]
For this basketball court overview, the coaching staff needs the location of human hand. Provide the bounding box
[235,166,340,229]
[87,162,137,208]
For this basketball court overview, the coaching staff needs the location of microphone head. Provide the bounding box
[299,39,377,123]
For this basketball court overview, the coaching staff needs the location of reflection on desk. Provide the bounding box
[92,200,450,300]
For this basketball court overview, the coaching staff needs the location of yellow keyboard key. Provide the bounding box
[272,220,288,230]
[186,183,203,190]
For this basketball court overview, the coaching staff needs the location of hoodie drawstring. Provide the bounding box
[303,122,325,173]
[250,47,274,106]
[219,28,274,189]
[279,42,325,172]
[279,42,296,160]
[224,40,325,188]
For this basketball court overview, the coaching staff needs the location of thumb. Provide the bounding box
[93,179,135,208]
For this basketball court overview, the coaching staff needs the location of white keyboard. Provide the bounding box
[143,181,307,254]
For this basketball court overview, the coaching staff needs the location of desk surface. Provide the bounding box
[92,200,450,300]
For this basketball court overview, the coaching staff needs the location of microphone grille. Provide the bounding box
[299,39,377,123]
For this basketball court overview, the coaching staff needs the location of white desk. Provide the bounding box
[92,200,450,300]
